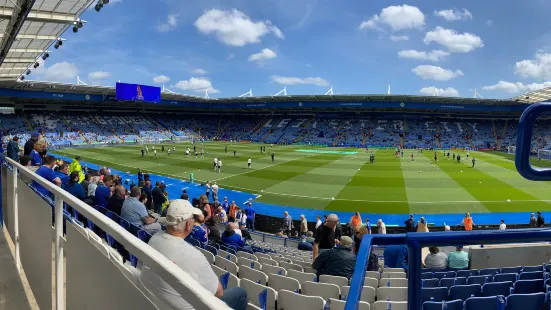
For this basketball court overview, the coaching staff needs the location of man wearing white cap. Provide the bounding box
[140,199,248,310]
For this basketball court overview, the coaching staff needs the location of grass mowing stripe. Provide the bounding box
[421,152,550,212]
[401,151,487,215]
[327,149,409,213]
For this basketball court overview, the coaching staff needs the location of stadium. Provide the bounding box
[3,1,551,310]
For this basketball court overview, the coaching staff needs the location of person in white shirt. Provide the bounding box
[139,199,248,310]
[241,213,247,227]
[214,157,218,170]
[217,159,222,174]
[153,149,157,158]
[499,220,506,230]
[377,219,387,234]
[145,145,148,153]
[217,206,227,224]
[212,181,219,201]
[247,158,251,169]
[315,216,322,229]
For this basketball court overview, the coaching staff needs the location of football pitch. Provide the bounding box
[54,142,551,215]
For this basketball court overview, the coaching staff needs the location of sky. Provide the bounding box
[29,0,551,99]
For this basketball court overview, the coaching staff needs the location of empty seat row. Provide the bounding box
[422,266,546,277]
[422,273,547,288]
[423,293,548,310]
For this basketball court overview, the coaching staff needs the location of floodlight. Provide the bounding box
[26,70,31,75]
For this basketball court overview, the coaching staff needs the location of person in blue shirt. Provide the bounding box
[95,175,113,208]
[190,214,208,243]
[32,156,61,197]
[137,168,143,183]
[222,223,245,249]
[141,180,153,209]
[121,186,161,234]
[245,202,256,231]
[54,163,70,188]
[63,171,86,201]
[221,196,230,213]
[6,136,20,161]
[383,245,409,272]
[30,140,46,166]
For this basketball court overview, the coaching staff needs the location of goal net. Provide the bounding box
[538,149,551,161]
[507,146,516,155]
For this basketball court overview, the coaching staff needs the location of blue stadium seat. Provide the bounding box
[237,247,254,254]
[519,271,544,280]
[137,230,152,243]
[186,236,201,247]
[479,268,500,277]
[433,271,457,280]
[207,241,220,250]
[204,244,218,257]
[457,270,479,278]
[422,279,439,288]
[422,299,462,310]
[422,287,448,303]
[422,272,434,280]
[468,275,492,286]
[482,281,514,297]
[544,264,551,273]
[464,295,506,310]
[501,266,522,274]
[506,293,546,310]
[220,244,237,255]
[522,265,544,273]
[494,273,519,283]
[119,218,131,232]
[513,279,544,294]
[440,277,467,289]
[449,284,482,301]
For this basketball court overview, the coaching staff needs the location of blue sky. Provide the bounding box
[31,0,551,99]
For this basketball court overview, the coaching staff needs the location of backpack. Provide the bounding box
[367,253,380,272]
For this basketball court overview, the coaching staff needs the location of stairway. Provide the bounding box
[492,120,500,150]
[79,132,89,143]
[193,119,206,138]
[502,119,509,142]
[462,121,475,149]
[293,119,313,143]
[60,115,73,131]
[261,121,279,142]
[332,120,343,146]
[218,121,230,139]
[22,111,33,131]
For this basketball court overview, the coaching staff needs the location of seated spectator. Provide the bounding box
[95,175,113,208]
[208,223,221,244]
[108,185,126,216]
[424,247,448,270]
[239,224,251,240]
[216,206,227,224]
[222,223,245,249]
[353,225,369,254]
[139,199,248,310]
[448,246,469,269]
[312,236,356,278]
[87,176,98,198]
[32,155,61,197]
[63,171,86,201]
[383,245,408,271]
[121,186,161,234]
[298,231,315,251]
[190,214,208,243]
[81,173,91,195]
[54,163,70,188]
[18,155,33,183]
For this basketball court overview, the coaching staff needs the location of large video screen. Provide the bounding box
[116,82,161,103]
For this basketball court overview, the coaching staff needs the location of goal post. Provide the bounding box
[507,146,516,155]
[538,149,551,161]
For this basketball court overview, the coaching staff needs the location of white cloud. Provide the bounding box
[153,75,170,84]
[424,26,484,53]
[515,53,551,80]
[486,20,493,26]
[359,5,425,31]
[43,62,79,82]
[194,9,284,47]
[175,77,219,93]
[434,9,473,21]
[226,53,236,60]
[482,80,551,93]
[398,49,449,62]
[88,71,111,80]
[248,48,277,62]
[390,35,409,41]
[412,65,464,81]
[271,76,329,87]
[420,86,460,97]
[156,14,178,32]
[192,68,207,75]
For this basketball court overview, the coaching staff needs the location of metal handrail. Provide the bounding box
[4,156,230,310]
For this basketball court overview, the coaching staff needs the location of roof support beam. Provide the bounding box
[0,0,34,66]
[0,73,22,78]
[3,57,36,63]
[0,9,78,24]
[0,66,28,70]
[8,48,45,53]
[0,34,58,40]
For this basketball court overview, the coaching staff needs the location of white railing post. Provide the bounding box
[54,196,64,310]
[11,165,20,272]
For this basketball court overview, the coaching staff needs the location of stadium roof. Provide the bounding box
[0,0,92,80]
[512,86,551,104]
[0,80,520,106]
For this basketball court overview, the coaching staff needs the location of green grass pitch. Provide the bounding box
[53,142,551,214]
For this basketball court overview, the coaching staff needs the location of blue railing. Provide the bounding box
[345,104,551,310]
